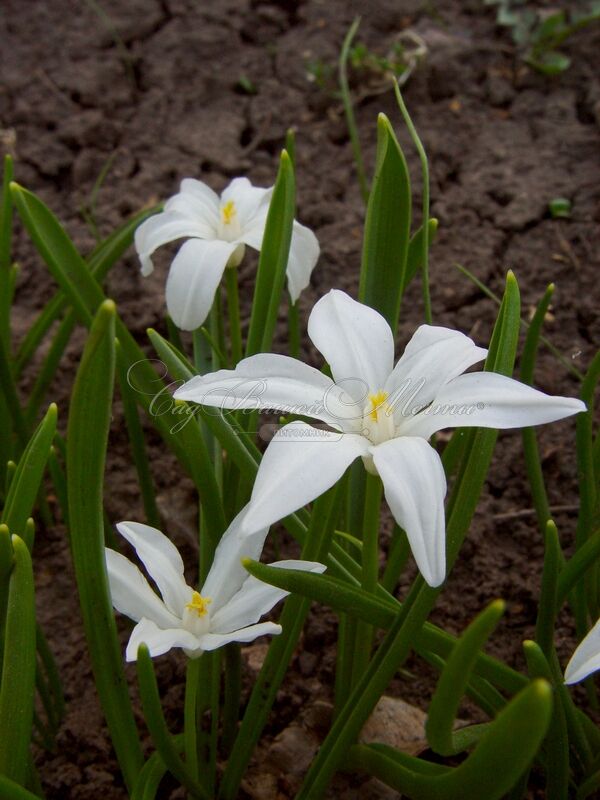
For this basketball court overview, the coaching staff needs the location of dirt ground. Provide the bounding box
[2,0,600,797]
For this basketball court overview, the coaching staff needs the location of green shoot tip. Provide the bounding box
[100,298,117,314]
[0,523,9,535]
[531,678,552,698]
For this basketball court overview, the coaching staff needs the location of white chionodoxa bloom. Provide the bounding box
[105,508,325,661]
[134,176,319,330]
[564,619,600,685]
[174,289,585,588]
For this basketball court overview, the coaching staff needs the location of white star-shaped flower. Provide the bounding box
[134,177,319,330]
[175,290,585,588]
[105,507,325,660]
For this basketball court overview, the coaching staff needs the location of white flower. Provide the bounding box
[564,619,600,684]
[134,177,319,330]
[105,508,325,660]
[174,290,585,588]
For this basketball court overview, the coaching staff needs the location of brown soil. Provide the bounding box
[2,0,600,797]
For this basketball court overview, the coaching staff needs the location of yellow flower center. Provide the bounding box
[186,591,212,618]
[367,390,390,422]
[221,200,236,225]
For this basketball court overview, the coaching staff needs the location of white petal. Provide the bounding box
[134,212,213,277]
[308,290,394,402]
[372,437,447,587]
[116,521,190,617]
[286,221,320,303]
[105,549,181,628]
[222,177,272,230]
[211,559,326,633]
[564,619,600,684]
[200,506,269,613]
[125,617,202,662]
[178,178,221,219]
[198,621,282,651]
[238,217,267,252]
[164,195,219,231]
[174,352,353,427]
[385,325,487,420]
[399,371,586,440]
[242,422,370,532]
[165,238,236,331]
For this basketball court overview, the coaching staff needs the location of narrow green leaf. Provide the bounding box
[339,17,368,204]
[11,182,100,325]
[359,113,411,330]
[136,645,210,799]
[520,284,554,533]
[245,151,295,356]
[426,600,505,756]
[350,682,552,799]
[0,155,14,350]
[0,535,36,785]
[243,560,526,697]
[535,520,560,658]
[15,205,155,375]
[523,641,570,799]
[393,84,432,323]
[1,403,57,537]
[66,300,143,790]
[0,774,41,800]
[115,344,160,528]
[556,529,600,608]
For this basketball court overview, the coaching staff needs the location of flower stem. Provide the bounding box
[225,267,242,366]
[288,299,300,359]
[351,472,382,687]
[393,82,432,325]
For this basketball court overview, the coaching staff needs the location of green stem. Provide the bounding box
[393,82,432,324]
[339,17,368,204]
[351,473,382,686]
[288,299,301,359]
[225,267,242,366]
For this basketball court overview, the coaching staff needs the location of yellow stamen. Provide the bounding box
[368,390,389,421]
[221,200,236,225]
[186,591,212,617]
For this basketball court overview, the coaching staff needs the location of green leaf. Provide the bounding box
[242,560,526,697]
[535,521,560,658]
[0,535,36,785]
[66,299,143,790]
[350,680,552,799]
[426,600,505,756]
[359,113,411,330]
[0,774,41,800]
[526,50,571,75]
[522,641,569,799]
[15,205,154,375]
[136,645,210,799]
[245,150,295,356]
[520,284,554,533]
[1,403,57,537]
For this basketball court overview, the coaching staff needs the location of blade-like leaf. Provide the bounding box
[0,535,36,785]
[359,113,411,330]
[426,600,505,756]
[245,150,295,356]
[66,299,143,790]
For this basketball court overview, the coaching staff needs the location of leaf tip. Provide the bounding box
[531,677,552,700]
[101,298,117,315]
